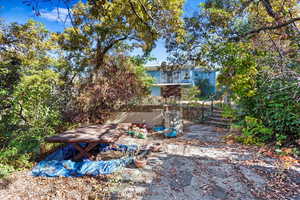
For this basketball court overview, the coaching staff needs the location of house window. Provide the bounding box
[166,71,173,83]
[173,71,180,81]
[183,72,190,80]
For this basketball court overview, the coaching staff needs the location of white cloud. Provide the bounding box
[40,8,70,23]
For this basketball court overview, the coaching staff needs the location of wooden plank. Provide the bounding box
[106,112,164,127]
[45,124,126,143]
[73,143,99,160]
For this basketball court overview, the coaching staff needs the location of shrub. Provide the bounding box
[235,135,263,146]
[182,86,201,102]
[242,116,273,143]
[69,56,151,124]
[0,70,64,175]
[239,77,300,144]
[221,104,237,119]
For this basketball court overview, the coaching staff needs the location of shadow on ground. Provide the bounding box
[1,124,299,200]
[113,124,300,200]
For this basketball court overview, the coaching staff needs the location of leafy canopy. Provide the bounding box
[54,0,185,72]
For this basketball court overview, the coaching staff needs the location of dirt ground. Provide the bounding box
[1,123,300,200]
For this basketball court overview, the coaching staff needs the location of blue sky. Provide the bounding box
[0,0,202,65]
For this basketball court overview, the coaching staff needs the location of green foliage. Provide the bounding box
[1,19,55,69]
[130,57,155,93]
[241,116,273,143]
[195,79,214,98]
[240,77,300,144]
[166,0,300,146]
[227,117,268,146]
[0,0,187,177]
[235,135,263,146]
[221,104,236,119]
[0,20,65,176]
[216,44,300,145]
[54,0,185,73]
[0,70,63,175]
[216,42,259,99]
[0,163,15,178]
[182,86,201,102]
[12,70,62,129]
[227,123,262,146]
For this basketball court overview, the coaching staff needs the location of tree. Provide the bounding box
[50,0,185,77]
[0,19,54,67]
[167,0,300,80]
[0,19,57,123]
[166,0,300,144]
[0,20,65,175]
[69,55,153,123]
[48,1,183,122]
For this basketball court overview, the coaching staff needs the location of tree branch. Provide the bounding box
[102,36,128,56]
[128,0,155,34]
[260,0,279,19]
[17,102,28,124]
[137,0,155,21]
[289,11,300,34]
[240,17,300,37]
[236,0,255,15]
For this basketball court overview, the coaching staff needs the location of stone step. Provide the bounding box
[206,113,226,119]
[208,116,232,123]
[212,110,223,114]
[203,120,230,128]
[211,113,223,118]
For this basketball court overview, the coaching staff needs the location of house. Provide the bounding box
[145,64,216,97]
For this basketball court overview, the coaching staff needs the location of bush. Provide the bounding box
[239,77,300,144]
[235,135,263,146]
[0,70,64,175]
[221,104,237,119]
[241,116,273,143]
[68,56,151,124]
[182,86,201,102]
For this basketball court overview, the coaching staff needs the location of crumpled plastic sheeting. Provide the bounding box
[32,144,137,177]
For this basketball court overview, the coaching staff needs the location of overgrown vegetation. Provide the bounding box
[182,86,201,102]
[0,0,185,177]
[195,79,214,98]
[1,0,300,177]
[167,0,300,147]
[0,20,63,177]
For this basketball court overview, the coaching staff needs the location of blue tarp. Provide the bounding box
[153,125,165,132]
[164,129,177,137]
[32,143,137,177]
[153,126,177,137]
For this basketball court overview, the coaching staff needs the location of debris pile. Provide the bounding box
[32,143,138,177]
[127,123,149,139]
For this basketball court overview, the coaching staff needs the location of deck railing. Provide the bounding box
[158,70,192,84]
[158,77,192,84]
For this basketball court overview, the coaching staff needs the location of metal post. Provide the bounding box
[210,96,214,115]
[201,102,204,121]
